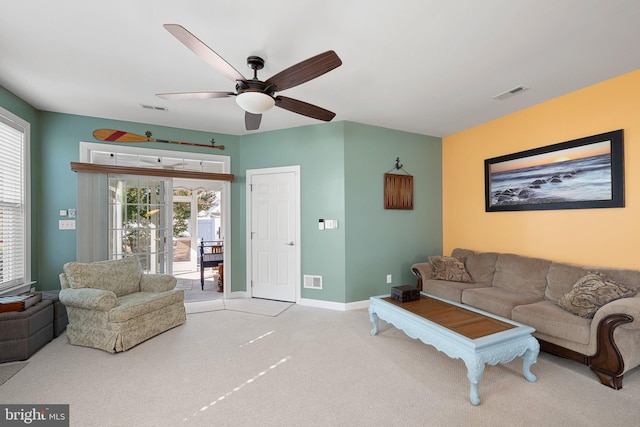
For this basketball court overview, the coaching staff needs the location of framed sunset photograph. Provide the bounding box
[485,130,624,212]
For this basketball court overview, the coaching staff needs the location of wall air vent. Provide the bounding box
[493,85,529,101]
[141,104,168,112]
[303,275,323,290]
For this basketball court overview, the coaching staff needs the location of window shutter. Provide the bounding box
[0,111,27,292]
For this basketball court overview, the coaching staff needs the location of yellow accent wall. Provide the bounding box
[442,69,640,269]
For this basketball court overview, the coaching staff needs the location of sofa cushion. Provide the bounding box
[109,290,184,323]
[461,287,543,319]
[493,253,551,298]
[429,256,474,283]
[545,262,589,303]
[64,257,142,297]
[589,266,640,293]
[512,300,591,345]
[557,273,637,319]
[546,262,640,303]
[451,248,499,285]
[422,279,488,303]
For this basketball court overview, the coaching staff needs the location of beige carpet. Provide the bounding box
[0,361,28,386]
[1,306,639,426]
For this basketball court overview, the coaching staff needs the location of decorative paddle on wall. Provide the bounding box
[93,129,224,150]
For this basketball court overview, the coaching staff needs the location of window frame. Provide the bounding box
[0,106,31,295]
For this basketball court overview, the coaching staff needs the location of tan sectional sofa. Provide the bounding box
[59,256,186,353]
[412,248,640,389]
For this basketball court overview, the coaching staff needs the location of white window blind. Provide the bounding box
[0,108,29,293]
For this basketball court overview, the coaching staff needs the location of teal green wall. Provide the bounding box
[239,121,443,303]
[344,122,442,302]
[0,86,41,283]
[239,122,347,302]
[36,112,239,290]
[1,84,443,303]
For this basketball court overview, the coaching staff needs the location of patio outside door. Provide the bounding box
[108,176,171,274]
[248,167,300,302]
[172,192,198,274]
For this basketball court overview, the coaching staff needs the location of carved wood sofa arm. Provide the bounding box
[584,296,640,389]
[588,313,634,390]
[411,263,432,291]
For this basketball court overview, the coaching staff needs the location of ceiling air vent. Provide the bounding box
[493,85,529,101]
[141,104,168,112]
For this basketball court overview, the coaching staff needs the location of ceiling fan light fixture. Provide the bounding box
[236,91,275,114]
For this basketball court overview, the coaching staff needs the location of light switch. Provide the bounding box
[59,209,67,217]
[68,209,76,218]
[324,220,339,229]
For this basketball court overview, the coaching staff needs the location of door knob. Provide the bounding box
[285,241,295,246]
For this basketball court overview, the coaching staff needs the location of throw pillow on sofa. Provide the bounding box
[557,272,637,319]
[429,256,474,283]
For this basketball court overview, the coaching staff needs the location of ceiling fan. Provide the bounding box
[157,24,343,131]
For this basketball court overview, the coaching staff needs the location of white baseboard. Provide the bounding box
[185,293,370,313]
[345,299,371,311]
[298,297,370,311]
[228,291,248,299]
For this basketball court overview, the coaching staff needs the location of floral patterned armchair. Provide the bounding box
[59,256,186,353]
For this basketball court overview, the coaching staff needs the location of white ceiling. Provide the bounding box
[1,1,639,137]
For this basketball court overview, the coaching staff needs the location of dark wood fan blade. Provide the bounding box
[156,91,234,100]
[245,112,262,130]
[275,96,336,121]
[163,24,245,82]
[265,51,342,92]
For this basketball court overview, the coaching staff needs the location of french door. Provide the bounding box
[108,176,171,273]
[172,193,197,273]
[172,186,223,274]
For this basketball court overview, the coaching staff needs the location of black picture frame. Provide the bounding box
[485,130,624,212]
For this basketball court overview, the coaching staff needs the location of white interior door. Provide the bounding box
[248,168,299,302]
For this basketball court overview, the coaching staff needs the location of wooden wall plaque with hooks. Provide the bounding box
[384,173,413,209]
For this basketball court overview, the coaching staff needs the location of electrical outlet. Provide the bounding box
[387,274,392,284]
[59,220,76,230]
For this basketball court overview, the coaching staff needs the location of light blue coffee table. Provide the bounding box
[369,292,539,405]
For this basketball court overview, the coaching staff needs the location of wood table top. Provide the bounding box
[381,295,515,340]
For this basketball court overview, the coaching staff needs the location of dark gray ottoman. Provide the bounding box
[0,299,54,363]
[41,290,68,337]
